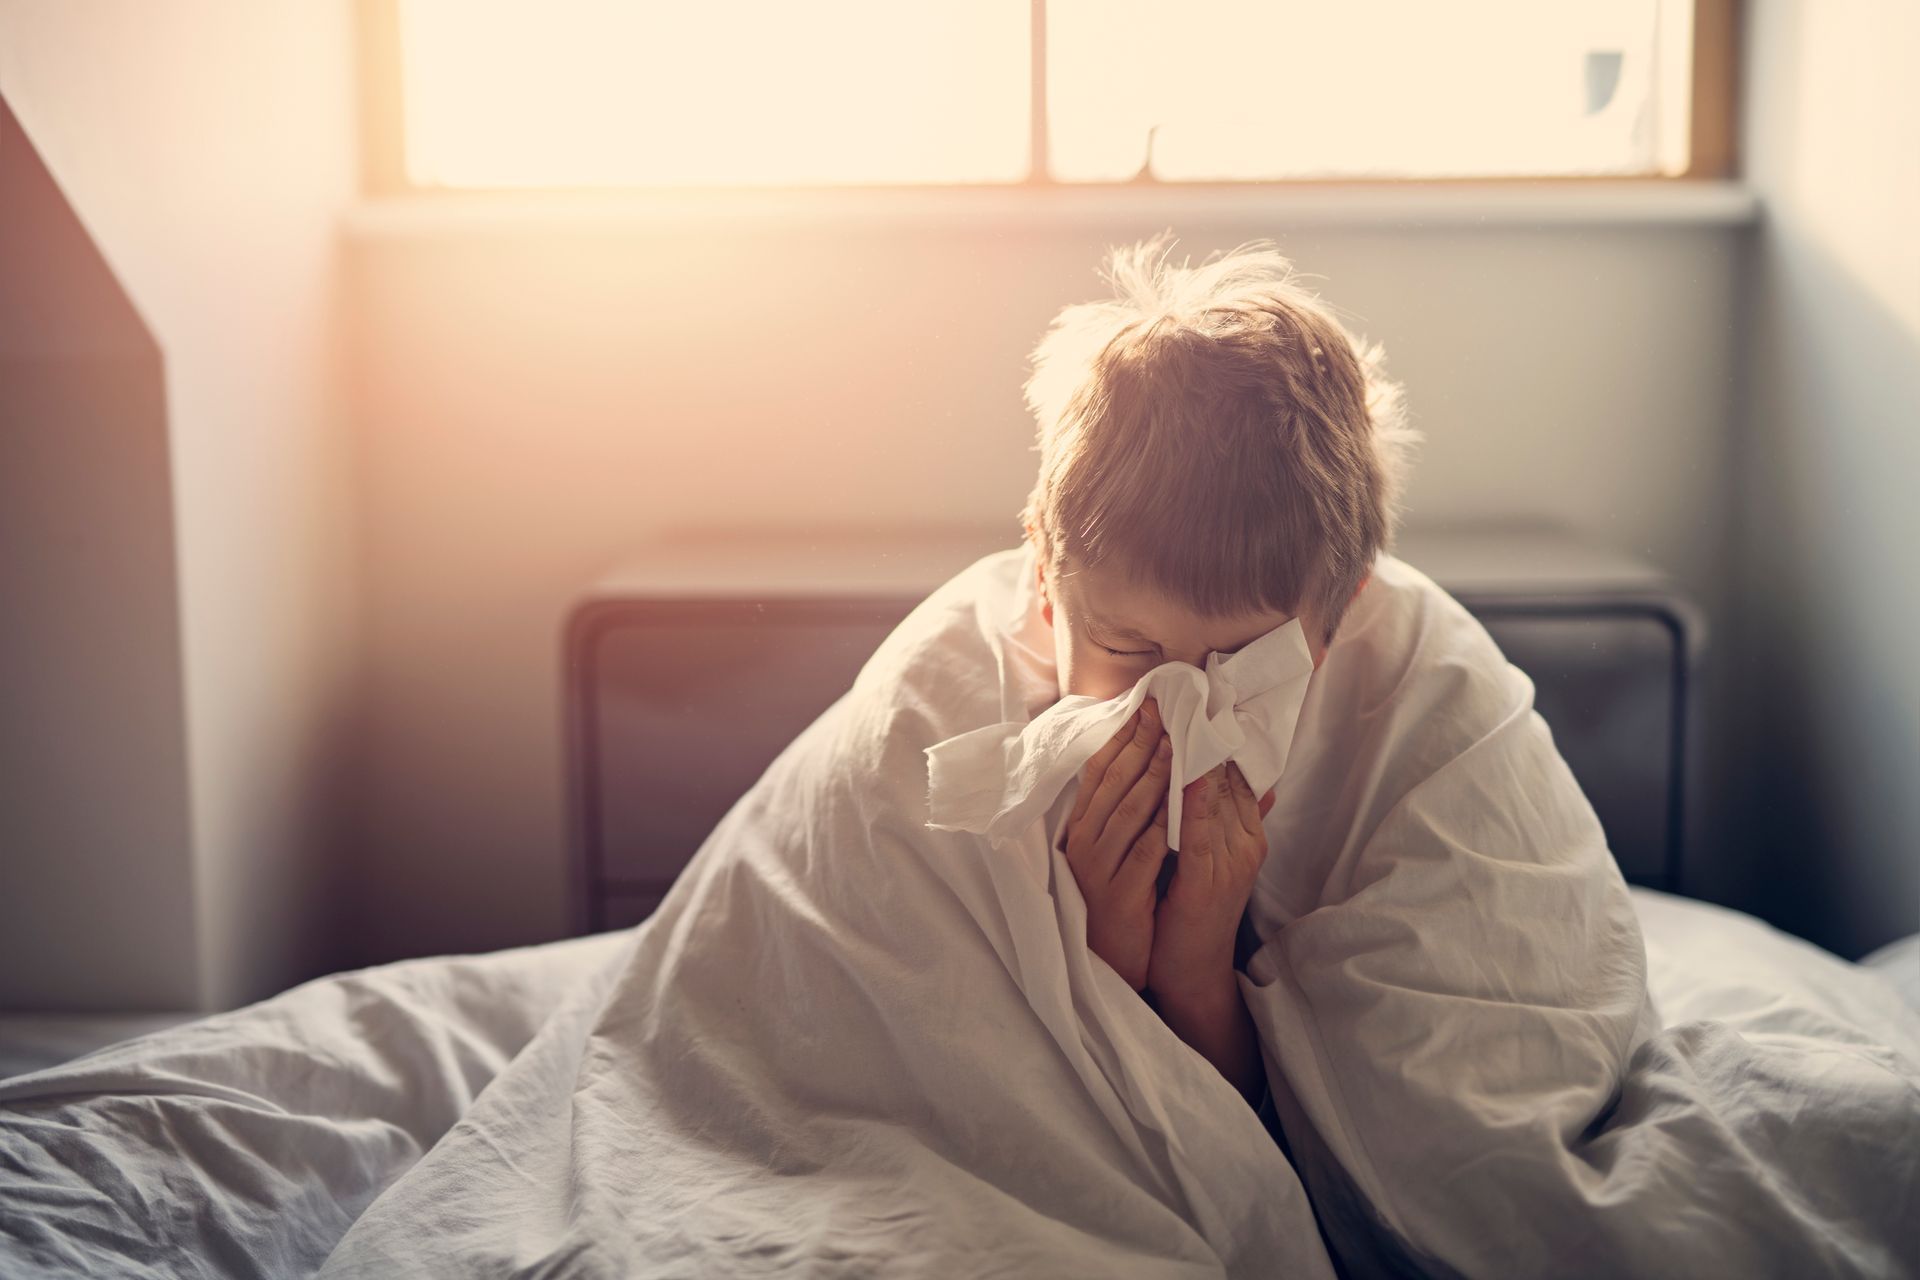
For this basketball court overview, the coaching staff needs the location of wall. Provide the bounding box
[1727,0,1920,957]
[344,207,1747,964]
[0,96,197,1008]
[0,1,359,1007]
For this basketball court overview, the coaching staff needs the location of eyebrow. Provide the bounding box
[1085,610,1156,645]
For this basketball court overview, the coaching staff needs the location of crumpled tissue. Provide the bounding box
[925,618,1316,850]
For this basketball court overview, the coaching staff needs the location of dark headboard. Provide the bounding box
[564,530,1702,934]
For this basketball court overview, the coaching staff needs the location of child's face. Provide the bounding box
[1036,553,1325,701]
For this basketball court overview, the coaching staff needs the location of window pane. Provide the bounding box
[400,0,1031,188]
[1047,0,1679,182]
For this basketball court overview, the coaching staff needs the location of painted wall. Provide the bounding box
[0,95,196,1009]
[1727,0,1920,957]
[343,214,1745,964]
[0,1,359,1007]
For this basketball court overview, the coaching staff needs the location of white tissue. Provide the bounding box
[925,617,1315,851]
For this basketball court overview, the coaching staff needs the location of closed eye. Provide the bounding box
[1090,631,1156,658]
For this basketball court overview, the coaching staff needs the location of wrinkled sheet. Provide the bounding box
[0,933,625,1277]
[4,894,1914,1277]
[3,547,1917,1278]
[312,548,1335,1279]
[0,1013,197,1081]
[1228,550,1919,1278]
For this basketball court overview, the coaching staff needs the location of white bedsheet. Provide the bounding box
[1,899,1915,1277]
[0,1013,196,1082]
[0,934,624,1277]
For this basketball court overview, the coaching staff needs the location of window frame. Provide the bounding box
[355,0,1740,197]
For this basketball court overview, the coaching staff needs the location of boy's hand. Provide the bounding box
[1146,762,1274,1007]
[1059,699,1173,991]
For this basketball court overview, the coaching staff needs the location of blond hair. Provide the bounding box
[1020,234,1417,640]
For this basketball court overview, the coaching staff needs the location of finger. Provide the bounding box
[1224,762,1261,840]
[1094,731,1173,881]
[1080,698,1163,841]
[1257,787,1276,820]
[1069,706,1139,826]
[1179,767,1222,859]
[1112,797,1170,898]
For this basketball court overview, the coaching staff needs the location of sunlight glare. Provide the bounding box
[400,0,1031,188]
[1047,0,1673,181]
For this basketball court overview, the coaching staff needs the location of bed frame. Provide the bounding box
[564,528,1702,934]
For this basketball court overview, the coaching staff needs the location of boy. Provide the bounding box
[996,235,1656,1270]
[1014,233,1415,1101]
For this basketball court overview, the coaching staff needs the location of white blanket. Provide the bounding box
[0,933,624,1277]
[321,546,1336,1279]
[4,546,1917,1278]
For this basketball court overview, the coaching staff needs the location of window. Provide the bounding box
[387,0,1030,189]
[361,0,1736,192]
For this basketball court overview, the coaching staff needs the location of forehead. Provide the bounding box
[1058,556,1292,652]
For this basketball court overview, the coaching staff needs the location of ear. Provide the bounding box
[1034,557,1054,628]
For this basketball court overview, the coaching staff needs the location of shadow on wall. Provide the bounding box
[0,93,198,1008]
[1723,219,1920,959]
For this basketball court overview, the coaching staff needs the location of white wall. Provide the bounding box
[343,211,1746,964]
[1727,0,1920,956]
[0,1,359,1007]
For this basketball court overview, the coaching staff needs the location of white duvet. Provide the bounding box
[3,546,1917,1278]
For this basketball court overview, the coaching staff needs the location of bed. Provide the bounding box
[3,529,1915,1277]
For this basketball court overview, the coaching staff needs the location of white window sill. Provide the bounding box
[343,180,1758,238]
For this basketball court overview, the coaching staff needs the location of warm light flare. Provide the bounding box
[399,0,1031,188]
[1047,0,1678,181]
[398,0,1689,189]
